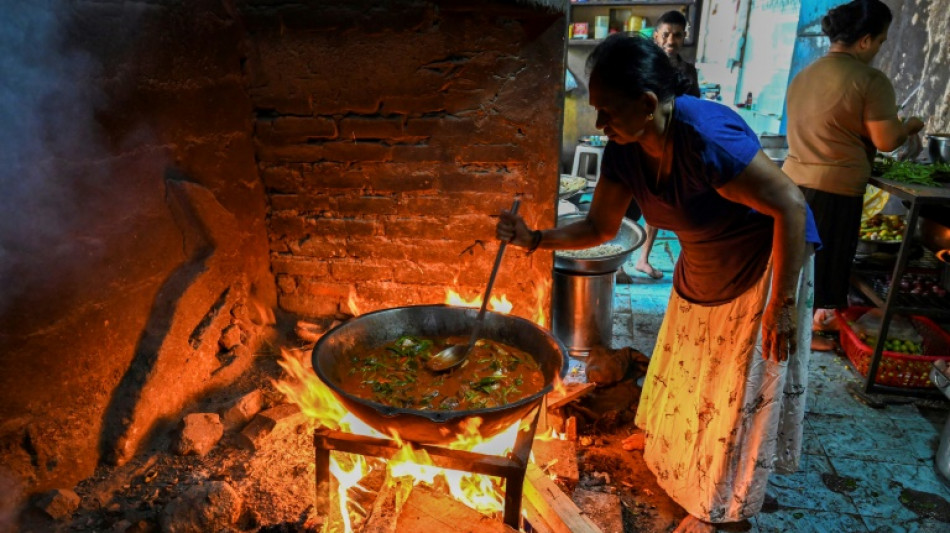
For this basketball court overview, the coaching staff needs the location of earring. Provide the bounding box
[647,113,654,121]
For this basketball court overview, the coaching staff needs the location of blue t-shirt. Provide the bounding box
[603,96,820,305]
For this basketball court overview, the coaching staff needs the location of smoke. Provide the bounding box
[0,0,106,315]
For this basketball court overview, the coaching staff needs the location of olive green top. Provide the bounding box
[783,52,898,197]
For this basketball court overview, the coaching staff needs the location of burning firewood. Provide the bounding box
[361,470,414,533]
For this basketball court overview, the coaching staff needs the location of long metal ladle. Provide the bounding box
[426,197,521,372]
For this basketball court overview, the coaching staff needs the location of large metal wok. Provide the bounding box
[553,214,646,274]
[312,305,568,444]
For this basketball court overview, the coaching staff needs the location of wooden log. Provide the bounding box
[395,484,516,533]
[522,463,602,533]
[362,470,414,533]
[531,438,579,487]
[546,383,597,410]
[520,493,557,533]
[564,416,577,442]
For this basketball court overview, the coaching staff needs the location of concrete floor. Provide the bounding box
[609,227,950,532]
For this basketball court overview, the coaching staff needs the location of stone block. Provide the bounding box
[236,404,302,451]
[161,481,242,533]
[218,324,243,351]
[175,413,224,457]
[221,390,264,430]
[37,488,80,520]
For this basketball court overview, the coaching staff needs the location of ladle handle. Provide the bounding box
[467,197,521,347]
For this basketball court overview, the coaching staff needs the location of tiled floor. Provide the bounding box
[611,225,950,532]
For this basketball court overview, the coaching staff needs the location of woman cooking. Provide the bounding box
[783,0,925,351]
[497,35,820,532]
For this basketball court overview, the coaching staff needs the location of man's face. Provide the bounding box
[654,23,686,58]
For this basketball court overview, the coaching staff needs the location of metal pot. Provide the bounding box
[312,305,568,444]
[929,134,950,164]
[553,214,646,274]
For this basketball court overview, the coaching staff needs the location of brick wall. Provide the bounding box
[243,0,567,322]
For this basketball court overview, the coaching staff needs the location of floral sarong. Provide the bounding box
[634,253,814,522]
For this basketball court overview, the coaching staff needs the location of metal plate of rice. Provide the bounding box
[553,214,646,274]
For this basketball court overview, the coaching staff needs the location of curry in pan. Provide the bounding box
[338,335,545,411]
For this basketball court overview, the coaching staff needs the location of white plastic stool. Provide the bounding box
[571,144,604,182]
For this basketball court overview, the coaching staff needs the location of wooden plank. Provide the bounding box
[395,484,516,533]
[520,492,557,533]
[522,463,602,533]
[564,416,577,442]
[531,438,579,487]
[546,383,597,410]
[361,471,414,533]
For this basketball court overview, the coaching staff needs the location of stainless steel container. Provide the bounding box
[930,361,950,484]
[929,134,950,164]
[550,215,645,355]
[551,269,615,356]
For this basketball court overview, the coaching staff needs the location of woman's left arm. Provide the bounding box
[716,150,808,362]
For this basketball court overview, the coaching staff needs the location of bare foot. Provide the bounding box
[635,260,664,279]
[812,309,839,332]
[672,515,716,533]
[621,432,645,451]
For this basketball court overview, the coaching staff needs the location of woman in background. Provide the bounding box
[499,35,819,532]
[783,0,924,350]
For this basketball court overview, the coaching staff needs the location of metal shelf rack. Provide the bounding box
[850,176,950,398]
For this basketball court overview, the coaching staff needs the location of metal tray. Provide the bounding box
[553,214,646,274]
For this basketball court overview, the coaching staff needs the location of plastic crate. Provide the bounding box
[835,306,950,388]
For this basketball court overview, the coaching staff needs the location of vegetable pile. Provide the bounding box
[859,214,905,242]
[873,158,950,187]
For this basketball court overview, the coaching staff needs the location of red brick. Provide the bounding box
[405,116,477,138]
[329,261,393,282]
[268,194,333,212]
[381,94,445,115]
[256,116,337,144]
[256,143,326,163]
[322,141,392,162]
[390,144,450,163]
[335,195,398,216]
[278,293,339,317]
[270,256,329,276]
[312,96,382,116]
[364,166,438,192]
[391,263,458,285]
[442,88,489,113]
[458,144,525,163]
[290,238,348,259]
[259,166,303,191]
[339,117,404,140]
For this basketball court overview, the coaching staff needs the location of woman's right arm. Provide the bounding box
[498,178,634,251]
[865,75,926,152]
[866,115,924,153]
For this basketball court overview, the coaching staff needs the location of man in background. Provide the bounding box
[653,10,700,98]
[623,10,701,280]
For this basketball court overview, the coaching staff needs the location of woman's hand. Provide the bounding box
[762,297,797,362]
[496,209,533,247]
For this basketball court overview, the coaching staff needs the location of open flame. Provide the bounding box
[275,343,522,531]
[274,285,554,530]
[444,289,513,314]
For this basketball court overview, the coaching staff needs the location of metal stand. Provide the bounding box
[851,177,950,398]
[314,407,541,530]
